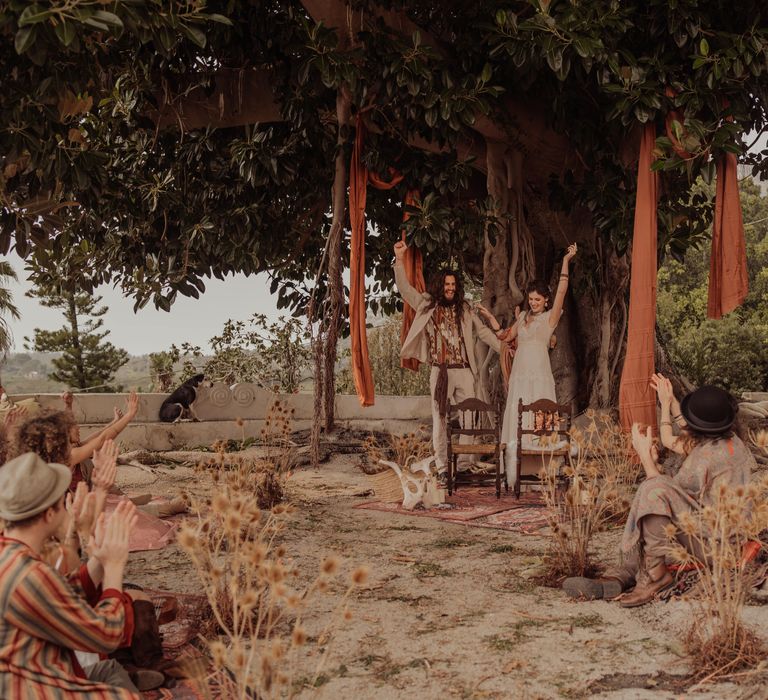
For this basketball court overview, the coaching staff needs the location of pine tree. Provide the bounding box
[26,289,129,392]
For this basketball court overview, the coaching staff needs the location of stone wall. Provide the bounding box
[13,383,433,451]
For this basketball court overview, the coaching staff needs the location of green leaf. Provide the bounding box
[183,24,207,47]
[14,26,35,55]
[82,18,109,32]
[206,13,233,26]
[700,37,709,56]
[480,62,492,82]
[18,6,52,26]
[91,10,124,31]
[54,20,76,47]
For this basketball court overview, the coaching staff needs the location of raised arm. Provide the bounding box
[393,241,428,310]
[549,243,577,329]
[70,392,139,467]
[651,373,686,454]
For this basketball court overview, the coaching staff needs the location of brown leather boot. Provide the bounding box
[618,562,673,608]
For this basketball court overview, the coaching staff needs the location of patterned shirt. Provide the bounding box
[0,537,137,699]
[428,305,468,365]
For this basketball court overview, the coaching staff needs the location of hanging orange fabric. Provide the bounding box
[348,118,424,404]
[399,189,426,370]
[707,153,749,318]
[664,89,748,318]
[349,118,375,407]
[619,124,659,433]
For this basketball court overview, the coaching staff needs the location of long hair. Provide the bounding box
[522,279,551,316]
[427,269,466,323]
[11,410,74,466]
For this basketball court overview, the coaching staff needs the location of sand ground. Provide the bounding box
[117,447,768,700]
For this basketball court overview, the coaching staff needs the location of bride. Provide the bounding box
[477,243,577,488]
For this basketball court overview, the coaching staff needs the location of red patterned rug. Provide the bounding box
[354,488,548,532]
[105,496,176,552]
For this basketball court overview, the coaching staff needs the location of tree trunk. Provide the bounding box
[67,293,85,390]
[322,90,351,431]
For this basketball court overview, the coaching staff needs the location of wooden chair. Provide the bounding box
[515,398,572,498]
[446,398,507,499]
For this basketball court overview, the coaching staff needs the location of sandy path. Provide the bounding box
[116,452,768,699]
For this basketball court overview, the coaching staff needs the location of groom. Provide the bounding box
[393,241,501,483]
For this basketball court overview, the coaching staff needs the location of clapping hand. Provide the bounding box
[631,423,658,466]
[124,391,139,420]
[393,240,407,261]
[650,373,674,408]
[69,482,101,542]
[61,391,74,411]
[92,439,118,494]
[89,500,138,568]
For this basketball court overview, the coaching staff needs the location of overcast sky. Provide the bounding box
[4,262,283,356]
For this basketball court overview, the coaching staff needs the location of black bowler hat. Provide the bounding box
[679,385,737,434]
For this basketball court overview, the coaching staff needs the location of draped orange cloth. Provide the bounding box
[707,152,749,318]
[665,89,749,319]
[349,118,426,404]
[619,124,659,432]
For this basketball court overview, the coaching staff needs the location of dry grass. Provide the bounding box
[576,410,641,523]
[666,476,768,682]
[362,426,431,474]
[537,412,640,581]
[178,486,369,698]
[204,401,295,509]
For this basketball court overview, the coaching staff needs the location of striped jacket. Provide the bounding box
[0,537,138,699]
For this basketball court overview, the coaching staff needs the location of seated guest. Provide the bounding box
[0,453,140,698]
[564,378,755,607]
[12,405,186,518]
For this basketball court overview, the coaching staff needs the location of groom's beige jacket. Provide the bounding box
[394,261,501,375]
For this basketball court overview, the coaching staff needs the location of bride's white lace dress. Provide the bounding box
[500,310,559,487]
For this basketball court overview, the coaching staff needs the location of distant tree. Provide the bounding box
[149,347,181,392]
[26,289,129,392]
[336,315,431,396]
[174,315,312,393]
[0,261,20,383]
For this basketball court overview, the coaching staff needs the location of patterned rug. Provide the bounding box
[143,589,209,650]
[471,505,550,534]
[354,488,549,532]
[105,496,176,552]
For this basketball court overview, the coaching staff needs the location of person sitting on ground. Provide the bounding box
[563,377,756,607]
[0,453,141,698]
[11,406,187,518]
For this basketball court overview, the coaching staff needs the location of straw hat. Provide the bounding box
[0,453,71,521]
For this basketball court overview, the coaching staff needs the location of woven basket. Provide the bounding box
[368,468,404,503]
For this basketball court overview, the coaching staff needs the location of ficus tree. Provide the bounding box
[1,1,767,424]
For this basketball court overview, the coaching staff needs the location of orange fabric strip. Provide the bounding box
[399,189,426,371]
[707,153,749,318]
[349,118,375,406]
[619,124,659,432]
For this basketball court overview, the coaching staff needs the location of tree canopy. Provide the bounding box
[2,1,767,403]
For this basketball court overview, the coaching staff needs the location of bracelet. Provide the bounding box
[559,273,569,278]
[660,420,672,427]
[671,414,681,421]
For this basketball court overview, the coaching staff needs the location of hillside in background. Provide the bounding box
[1,353,163,394]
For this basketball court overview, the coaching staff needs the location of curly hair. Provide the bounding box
[427,269,466,323]
[11,410,75,466]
